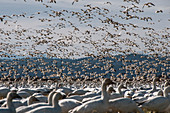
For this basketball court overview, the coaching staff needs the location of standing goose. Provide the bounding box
[140,86,170,112]
[69,78,115,113]
[26,92,63,113]
[16,90,56,113]
[0,92,22,113]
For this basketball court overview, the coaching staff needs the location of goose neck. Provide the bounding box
[152,80,156,90]
[48,91,55,106]
[101,83,109,102]
[164,87,170,98]
[52,94,61,108]
[7,96,16,113]
[27,96,34,105]
[118,85,122,94]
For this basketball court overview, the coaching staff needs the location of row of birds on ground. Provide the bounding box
[0,54,169,79]
[0,77,169,113]
[0,0,169,59]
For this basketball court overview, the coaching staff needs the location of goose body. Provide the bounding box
[59,99,82,113]
[109,98,144,113]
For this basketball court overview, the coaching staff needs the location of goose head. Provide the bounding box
[7,92,22,100]
[102,78,115,86]
[107,86,116,94]
[27,95,40,105]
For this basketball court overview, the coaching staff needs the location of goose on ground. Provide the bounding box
[16,90,56,113]
[32,93,47,103]
[59,99,82,113]
[108,97,144,113]
[26,92,63,113]
[17,91,31,98]
[68,89,90,96]
[69,78,114,113]
[109,83,126,99]
[139,86,170,112]
[56,84,73,96]
[1,95,39,109]
[0,92,22,113]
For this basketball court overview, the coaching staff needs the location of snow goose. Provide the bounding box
[17,91,31,98]
[68,89,90,96]
[1,95,39,108]
[26,92,63,113]
[0,92,22,113]
[18,88,36,95]
[32,93,47,103]
[109,83,126,99]
[56,84,73,96]
[108,98,144,113]
[139,86,170,112]
[82,84,116,103]
[16,90,56,113]
[59,99,82,113]
[69,78,114,113]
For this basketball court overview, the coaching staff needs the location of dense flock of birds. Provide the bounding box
[0,78,170,113]
[0,0,170,112]
[0,54,169,80]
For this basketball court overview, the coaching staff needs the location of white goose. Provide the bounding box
[108,98,144,113]
[0,92,22,113]
[140,86,170,112]
[1,95,39,108]
[69,78,114,113]
[26,92,63,113]
[109,83,126,99]
[59,99,82,113]
[16,90,56,113]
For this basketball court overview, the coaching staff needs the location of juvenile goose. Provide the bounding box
[70,78,114,113]
[0,92,22,113]
[26,92,63,113]
[16,90,56,113]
